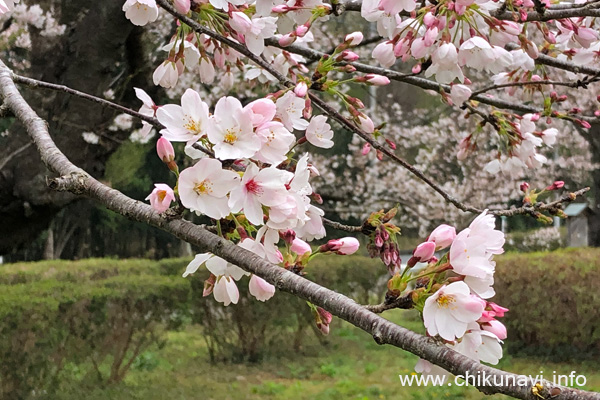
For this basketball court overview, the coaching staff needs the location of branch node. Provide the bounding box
[47,171,89,194]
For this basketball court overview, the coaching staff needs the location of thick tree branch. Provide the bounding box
[1,58,598,400]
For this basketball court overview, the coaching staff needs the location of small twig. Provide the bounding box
[11,73,163,129]
[364,293,414,313]
[0,141,32,171]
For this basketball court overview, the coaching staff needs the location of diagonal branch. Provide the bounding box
[1,57,597,400]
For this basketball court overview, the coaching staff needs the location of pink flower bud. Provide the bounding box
[365,74,390,86]
[291,238,312,255]
[203,274,216,297]
[174,0,191,14]
[520,182,530,192]
[157,137,175,162]
[357,114,375,133]
[341,50,360,62]
[427,224,456,249]
[278,33,296,47]
[488,302,509,317]
[483,319,507,340]
[413,241,436,262]
[145,183,175,213]
[362,143,371,155]
[295,24,309,37]
[545,180,564,191]
[230,11,252,33]
[323,237,360,255]
[345,31,363,46]
[272,4,289,13]
[294,81,308,97]
[412,63,422,74]
[281,229,296,245]
[316,307,332,335]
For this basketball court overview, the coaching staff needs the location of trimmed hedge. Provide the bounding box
[0,259,190,399]
[494,248,600,357]
[1,248,598,397]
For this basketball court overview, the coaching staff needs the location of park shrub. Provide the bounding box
[493,248,600,358]
[2,248,599,397]
[0,261,190,399]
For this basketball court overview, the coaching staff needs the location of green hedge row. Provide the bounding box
[493,248,600,357]
[1,248,598,397]
[0,260,190,399]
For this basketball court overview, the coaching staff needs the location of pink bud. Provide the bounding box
[278,33,296,47]
[345,31,364,46]
[316,307,332,335]
[423,12,436,27]
[427,224,456,249]
[361,143,371,155]
[291,238,312,255]
[357,114,375,133]
[323,237,360,255]
[157,137,175,162]
[294,81,308,97]
[545,180,564,191]
[203,274,216,297]
[520,182,530,192]
[174,0,191,14]
[412,63,422,74]
[341,50,360,61]
[483,319,507,340]
[272,4,289,13]
[488,302,509,317]
[295,24,309,37]
[413,241,436,262]
[365,74,390,86]
[229,12,252,33]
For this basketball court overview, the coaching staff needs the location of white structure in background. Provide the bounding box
[564,203,594,247]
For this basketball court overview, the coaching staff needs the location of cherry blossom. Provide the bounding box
[275,91,309,131]
[134,87,158,136]
[229,162,293,225]
[423,282,485,341]
[157,89,210,143]
[254,121,295,165]
[122,0,159,26]
[305,115,334,149]
[230,12,278,56]
[152,61,179,88]
[178,158,240,219]
[249,275,276,301]
[207,96,262,160]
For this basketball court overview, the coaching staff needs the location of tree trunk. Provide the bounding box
[0,0,158,255]
[42,228,54,260]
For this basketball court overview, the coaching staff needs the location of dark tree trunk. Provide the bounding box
[0,0,157,254]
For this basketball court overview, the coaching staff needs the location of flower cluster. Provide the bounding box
[384,211,508,374]
[135,85,364,314]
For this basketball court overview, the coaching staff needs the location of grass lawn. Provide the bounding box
[53,310,600,400]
